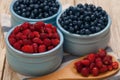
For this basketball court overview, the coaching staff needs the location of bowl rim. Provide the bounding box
[10,0,62,21]
[6,22,64,57]
[56,9,112,38]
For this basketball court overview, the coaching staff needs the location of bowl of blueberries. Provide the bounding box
[57,3,111,56]
[10,0,62,27]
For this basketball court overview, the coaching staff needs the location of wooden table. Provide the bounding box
[0,0,120,80]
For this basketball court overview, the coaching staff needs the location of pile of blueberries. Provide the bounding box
[13,0,60,19]
[59,4,108,35]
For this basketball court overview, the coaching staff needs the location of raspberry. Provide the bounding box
[51,39,60,46]
[23,39,32,45]
[28,32,35,39]
[108,65,113,71]
[52,33,59,39]
[21,45,34,53]
[45,24,53,29]
[81,67,90,77]
[21,35,27,40]
[13,26,20,34]
[103,55,112,65]
[43,38,51,47]
[16,32,23,40]
[21,22,30,30]
[8,37,16,45]
[38,45,46,52]
[33,31,40,38]
[34,22,45,31]
[74,61,83,73]
[112,62,119,69]
[96,60,103,68]
[100,65,108,73]
[98,48,107,58]
[52,27,57,33]
[45,28,52,33]
[23,29,31,36]
[92,67,99,76]
[87,53,95,63]
[32,43,38,53]
[81,59,90,66]
[48,46,54,50]
[40,33,48,40]
[32,37,43,44]
[13,42,21,50]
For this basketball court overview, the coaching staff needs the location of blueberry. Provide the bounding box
[38,14,43,18]
[21,12,26,17]
[22,9,26,12]
[84,16,90,21]
[77,4,83,8]
[14,1,20,6]
[20,4,25,9]
[74,25,79,30]
[33,9,38,15]
[91,15,96,21]
[69,27,74,33]
[95,27,101,32]
[44,13,49,18]
[30,12,35,18]
[85,29,91,35]
[80,29,85,35]
[34,4,39,9]
[26,12,30,17]
[39,4,44,8]
[76,31,80,34]
[44,6,49,11]
[84,23,89,29]
[63,25,68,30]
[90,26,96,33]
[27,7,32,11]
[16,10,21,15]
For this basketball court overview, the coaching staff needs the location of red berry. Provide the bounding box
[89,63,96,70]
[92,67,99,76]
[32,43,38,53]
[32,37,43,44]
[13,26,20,34]
[40,33,48,40]
[52,27,57,33]
[43,38,51,47]
[81,67,89,77]
[21,35,27,40]
[95,57,102,62]
[45,24,53,29]
[23,39,32,45]
[38,45,46,53]
[21,22,30,30]
[9,37,16,45]
[34,22,45,31]
[48,46,54,50]
[28,33,35,39]
[81,59,90,66]
[112,62,119,69]
[23,29,31,36]
[45,28,52,33]
[51,39,60,46]
[96,60,103,68]
[52,33,59,39]
[98,49,106,58]
[108,65,113,71]
[100,65,108,73]
[16,32,23,40]
[13,42,21,50]
[33,31,40,38]
[87,53,95,63]
[21,45,34,53]
[103,55,112,65]
[74,61,83,73]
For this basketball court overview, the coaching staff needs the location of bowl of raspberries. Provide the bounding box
[5,22,64,76]
[57,3,111,56]
[10,0,62,27]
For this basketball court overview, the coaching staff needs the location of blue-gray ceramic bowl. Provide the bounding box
[5,23,64,76]
[57,10,111,56]
[10,0,62,27]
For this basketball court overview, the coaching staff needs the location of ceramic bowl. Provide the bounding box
[10,0,62,27]
[57,11,111,56]
[5,23,64,76]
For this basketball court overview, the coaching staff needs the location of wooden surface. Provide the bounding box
[0,0,120,80]
[29,54,120,80]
